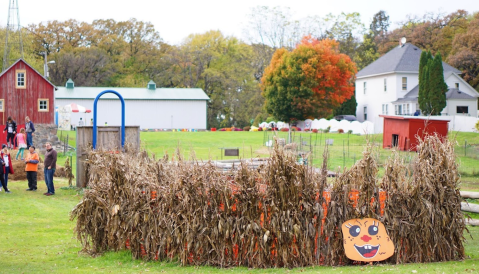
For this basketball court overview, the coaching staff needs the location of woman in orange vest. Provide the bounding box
[25,146,39,191]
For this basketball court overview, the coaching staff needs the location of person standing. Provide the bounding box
[25,116,35,149]
[1,145,14,193]
[3,117,17,149]
[25,146,39,191]
[44,142,57,196]
[15,128,28,160]
[0,156,8,193]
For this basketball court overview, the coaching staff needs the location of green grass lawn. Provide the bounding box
[0,178,478,273]
[55,130,479,177]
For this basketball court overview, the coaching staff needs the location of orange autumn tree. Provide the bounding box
[261,37,357,122]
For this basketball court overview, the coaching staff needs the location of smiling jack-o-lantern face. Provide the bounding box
[341,218,394,262]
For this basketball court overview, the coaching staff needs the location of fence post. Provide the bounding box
[465,140,467,157]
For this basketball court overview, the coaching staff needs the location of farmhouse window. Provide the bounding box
[382,104,389,115]
[384,78,387,92]
[402,77,407,90]
[16,70,26,89]
[0,99,4,112]
[456,106,468,114]
[363,82,367,94]
[395,105,403,115]
[455,83,459,89]
[363,106,367,120]
[38,99,49,112]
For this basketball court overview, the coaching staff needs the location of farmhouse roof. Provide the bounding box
[445,88,476,100]
[356,43,460,78]
[55,86,210,101]
[393,85,475,103]
[0,58,57,89]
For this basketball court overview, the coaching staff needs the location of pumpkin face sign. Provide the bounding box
[341,218,394,262]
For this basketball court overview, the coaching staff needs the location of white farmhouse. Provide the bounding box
[355,42,479,131]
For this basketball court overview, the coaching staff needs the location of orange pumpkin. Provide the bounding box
[341,218,394,262]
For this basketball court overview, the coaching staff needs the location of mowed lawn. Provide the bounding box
[0,179,478,273]
[1,130,478,273]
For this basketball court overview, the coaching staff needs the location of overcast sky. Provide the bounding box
[1,0,478,45]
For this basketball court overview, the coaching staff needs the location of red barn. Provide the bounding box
[380,115,449,151]
[0,59,55,127]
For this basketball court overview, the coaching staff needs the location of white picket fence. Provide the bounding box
[260,115,478,135]
[259,118,375,135]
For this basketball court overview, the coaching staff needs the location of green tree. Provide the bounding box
[420,64,432,115]
[428,52,448,115]
[419,52,448,115]
[418,50,432,114]
[333,95,357,116]
[158,31,261,128]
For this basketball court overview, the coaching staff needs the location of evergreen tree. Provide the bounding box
[428,52,448,115]
[333,95,357,116]
[421,65,431,115]
[418,51,428,114]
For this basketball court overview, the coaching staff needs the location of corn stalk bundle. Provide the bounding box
[322,144,382,266]
[381,134,466,263]
[71,135,466,267]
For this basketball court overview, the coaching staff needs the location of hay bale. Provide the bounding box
[10,158,70,181]
[11,159,45,181]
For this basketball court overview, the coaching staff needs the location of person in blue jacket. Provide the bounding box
[25,116,35,149]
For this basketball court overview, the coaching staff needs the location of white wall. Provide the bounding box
[412,115,479,132]
[444,99,478,118]
[55,99,208,130]
[356,73,398,122]
[395,73,419,99]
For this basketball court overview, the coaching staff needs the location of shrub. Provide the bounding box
[348,130,353,134]
[312,129,319,133]
[324,126,330,133]
[243,126,251,131]
[266,116,276,123]
[338,129,344,134]
[290,127,300,131]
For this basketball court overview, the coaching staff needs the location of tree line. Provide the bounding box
[1,7,478,128]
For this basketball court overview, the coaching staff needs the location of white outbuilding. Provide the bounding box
[55,79,210,130]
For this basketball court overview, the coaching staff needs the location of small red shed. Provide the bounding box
[0,59,56,126]
[380,115,449,151]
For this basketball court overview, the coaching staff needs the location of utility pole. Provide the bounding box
[2,0,24,72]
[41,52,55,78]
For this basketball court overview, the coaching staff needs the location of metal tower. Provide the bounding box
[2,0,24,72]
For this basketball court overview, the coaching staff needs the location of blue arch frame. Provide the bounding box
[92,90,125,149]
